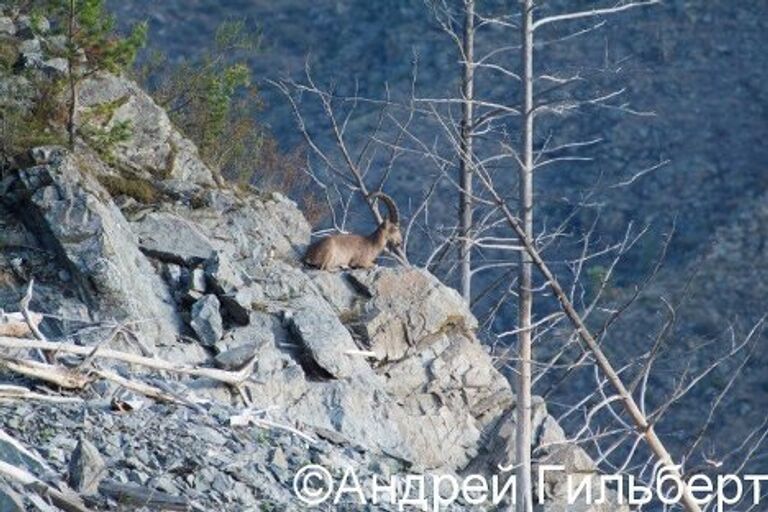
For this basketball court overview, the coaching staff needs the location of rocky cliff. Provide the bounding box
[0,9,621,511]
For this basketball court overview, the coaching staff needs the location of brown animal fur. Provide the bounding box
[304,193,402,271]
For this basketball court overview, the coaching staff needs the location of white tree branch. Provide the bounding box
[533,1,661,31]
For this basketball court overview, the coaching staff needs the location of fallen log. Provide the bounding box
[0,358,90,389]
[0,384,83,403]
[0,337,256,385]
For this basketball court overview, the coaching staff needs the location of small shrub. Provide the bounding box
[137,21,259,177]
[0,36,19,71]
[97,174,161,203]
[79,119,132,164]
[242,139,325,225]
[43,0,147,148]
[1,1,144,161]
[0,76,67,159]
[77,96,133,163]
[137,21,324,222]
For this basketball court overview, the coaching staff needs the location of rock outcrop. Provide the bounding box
[0,9,624,511]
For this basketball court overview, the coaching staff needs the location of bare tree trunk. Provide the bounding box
[67,0,77,149]
[458,0,475,302]
[479,181,704,512]
[516,0,534,510]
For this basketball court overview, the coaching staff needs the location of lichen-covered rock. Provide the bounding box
[132,211,216,265]
[77,73,214,186]
[0,16,15,35]
[203,252,251,324]
[68,438,106,495]
[2,150,192,360]
[351,267,478,362]
[190,294,223,347]
[0,139,621,508]
[286,295,375,380]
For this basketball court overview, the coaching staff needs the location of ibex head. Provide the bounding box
[303,191,403,271]
[370,192,402,249]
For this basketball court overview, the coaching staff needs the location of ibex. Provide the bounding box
[304,192,402,271]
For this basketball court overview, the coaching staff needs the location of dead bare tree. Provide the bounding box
[516,1,535,508]
[510,1,661,509]
[458,0,476,302]
[475,158,708,510]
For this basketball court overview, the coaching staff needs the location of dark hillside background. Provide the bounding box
[108,0,768,258]
[109,0,768,471]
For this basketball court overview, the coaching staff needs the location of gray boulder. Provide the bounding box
[381,331,512,424]
[132,211,216,266]
[40,57,68,76]
[285,379,483,470]
[190,294,223,347]
[213,343,258,370]
[216,312,276,352]
[17,38,40,56]
[68,438,106,495]
[203,252,251,324]
[186,190,310,268]
[15,14,48,38]
[0,16,15,35]
[290,267,512,469]
[0,74,35,113]
[309,271,365,313]
[3,150,188,358]
[350,267,477,362]
[286,295,376,380]
[77,73,214,186]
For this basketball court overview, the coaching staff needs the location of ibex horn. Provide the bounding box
[369,192,400,225]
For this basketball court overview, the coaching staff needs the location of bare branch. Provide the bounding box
[533,1,661,31]
[0,337,257,386]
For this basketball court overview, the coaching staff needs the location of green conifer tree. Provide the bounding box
[45,0,146,148]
